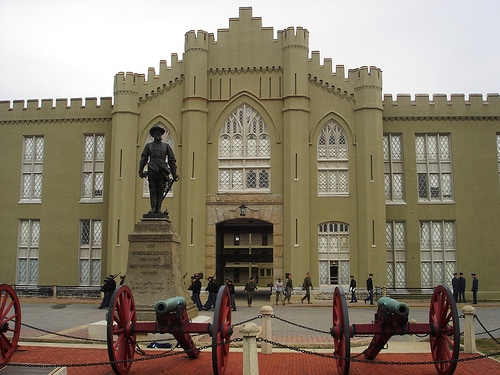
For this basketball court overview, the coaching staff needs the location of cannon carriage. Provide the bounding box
[330,284,460,375]
[106,284,233,375]
[0,284,21,369]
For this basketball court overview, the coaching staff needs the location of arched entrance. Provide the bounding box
[216,219,273,287]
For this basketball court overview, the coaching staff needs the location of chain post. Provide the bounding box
[462,305,477,353]
[259,305,273,354]
[240,322,260,375]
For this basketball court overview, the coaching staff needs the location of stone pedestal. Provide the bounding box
[126,218,198,321]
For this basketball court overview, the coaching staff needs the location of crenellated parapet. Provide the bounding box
[383,93,500,120]
[280,26,309,51]
[0,97,113,123]
[185,30,210,53]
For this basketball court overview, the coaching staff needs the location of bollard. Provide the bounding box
[260,305,273,354]
[461,305,476,353]
[241,322,260,375]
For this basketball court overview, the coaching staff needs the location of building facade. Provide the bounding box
[1,8,499,299]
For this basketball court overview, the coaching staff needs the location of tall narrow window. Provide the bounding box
[318,222,350,285]
[317,121,349,195]
[218,103,271,191]
[416,134,453,202]
[82,134,105,201]
[17,219,40,285]
[386,221,407,289]
[384,134,404,202]
[79,219,102,286]
[21,136,44,202]
[420,221,456,288]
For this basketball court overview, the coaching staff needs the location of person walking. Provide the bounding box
[458,272,466,303]
[226,278,237,311]
[349,275,358,303]
[244,277,258,307]
[284,274,293,304]
[301,272,313,304]
[203,276,218,311]
[471,273,479,304]
[188,273,203,311]
[451,272,459,302]
[364,273,374,305]
[275,278,285,305]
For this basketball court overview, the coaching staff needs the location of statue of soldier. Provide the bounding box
[138,125,178,216]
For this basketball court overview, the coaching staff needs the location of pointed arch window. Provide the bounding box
[218,103,270,192]
[317,120,349,195]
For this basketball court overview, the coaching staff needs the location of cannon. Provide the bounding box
[0,284,21,369]
[107,284,232,375]
[331,285,460,375]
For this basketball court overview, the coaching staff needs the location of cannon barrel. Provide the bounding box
[155,296,186,315]
[378,296,409,318]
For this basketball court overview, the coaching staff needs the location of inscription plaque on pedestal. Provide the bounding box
[125,218,198,321]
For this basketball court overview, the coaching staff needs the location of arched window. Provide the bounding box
[142,123,175,197]
[218,103,270,192]
[318,221,350,286]
[317,120,349,195]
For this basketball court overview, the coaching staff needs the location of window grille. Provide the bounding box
[416,134,453,202]
[218,103,270,192]
[384,134,404,201]
[17,219,40,285]
[318,222,350,285]
[386,221,407,289]
[82,134,105,200]
[21,136,44,201]
[79,219,102,286]
[317,121,349,195]
[419,220,456,288]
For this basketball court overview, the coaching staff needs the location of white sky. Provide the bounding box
[1,0,499,102]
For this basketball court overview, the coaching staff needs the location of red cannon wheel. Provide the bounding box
[212,285,232,375]
[0,284,21,368]
[331,286,350,375]
[429,285,460,375]
[107,285,137,375]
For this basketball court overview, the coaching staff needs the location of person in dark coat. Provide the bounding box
[300,272,313,304]
[244,277,258,307]
[188,273,203,311]
[458,272,466,303]
[99,274,117,309]
[349,275,358,303]
[451,272,459,302]
[203,276,218,311]
[471,273,479,304]
[364,273,374,305]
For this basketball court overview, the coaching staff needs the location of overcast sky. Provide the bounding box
[1,0,499,103]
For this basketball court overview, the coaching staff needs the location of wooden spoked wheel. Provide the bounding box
[429,285,460,375]
[107,285,137,375]
[211,286,233,375]
[0,284,21,368]
[331,286,350,375]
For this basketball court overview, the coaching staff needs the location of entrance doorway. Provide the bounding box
[216,219,273,288]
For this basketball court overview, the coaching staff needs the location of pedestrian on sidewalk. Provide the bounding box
[458,272,466,302]
[364,273,374,305]
[203,276,218,311]
[451,272,459,302]
[244,277,258,307]
[349,275,358,303]
[284,273,293,304]
[301,272,313,304]
[188,273,203,311]
[275,278,285,305]
[471,273,479,304]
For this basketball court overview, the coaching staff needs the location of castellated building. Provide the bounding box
[1,7,499,300]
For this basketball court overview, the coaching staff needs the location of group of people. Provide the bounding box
[452,272,479,304]
[349,274,375,304]
[188,274,238,311]
[98,274,125,309]
[273,274,295,306]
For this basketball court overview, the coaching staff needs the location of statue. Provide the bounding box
[138,125,178,217]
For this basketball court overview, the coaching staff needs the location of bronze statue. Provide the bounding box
[139,125,178,216]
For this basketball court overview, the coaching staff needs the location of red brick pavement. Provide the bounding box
[6,345,500,375]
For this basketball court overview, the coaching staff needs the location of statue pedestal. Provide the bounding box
[126,218,198,321]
